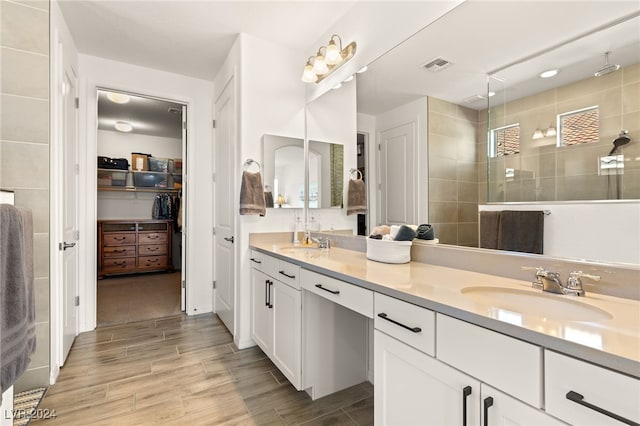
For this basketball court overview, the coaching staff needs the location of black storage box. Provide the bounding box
[98,156,129,170]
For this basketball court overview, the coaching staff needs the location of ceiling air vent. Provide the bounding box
[463,94,487,104]
[422,57,453,72]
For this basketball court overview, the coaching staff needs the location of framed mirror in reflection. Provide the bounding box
[309,140,344,209]
[263,134,304,209]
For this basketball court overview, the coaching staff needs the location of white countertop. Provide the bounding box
[250,241,640,378]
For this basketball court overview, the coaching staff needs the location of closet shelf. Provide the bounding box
[98,187,180,193]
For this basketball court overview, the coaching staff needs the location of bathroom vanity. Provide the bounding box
[249,235,640,425]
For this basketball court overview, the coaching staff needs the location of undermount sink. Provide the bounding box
[460,286,613,322]
[278,245,322,253]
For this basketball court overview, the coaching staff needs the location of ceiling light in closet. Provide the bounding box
[539,69,559,79]
[114,121,133,132]
[301,34,357,84]
[107,92,131,104]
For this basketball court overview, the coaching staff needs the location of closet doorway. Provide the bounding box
[95,89,187,326]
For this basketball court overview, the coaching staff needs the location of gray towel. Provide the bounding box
[497,210,544,254]
[479,211,501,249]
[264,191,274,208]
[0,205,36,398]
[239,171,266,216]
[394,225,417,241]
[346,178,366,216]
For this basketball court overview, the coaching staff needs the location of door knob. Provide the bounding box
[59,242,76,251]
[223,236,234,243]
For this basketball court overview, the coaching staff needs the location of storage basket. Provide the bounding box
[98,169,127,186]
[148,157,169,173]
[366,238,412,264]
[133,171,168,188]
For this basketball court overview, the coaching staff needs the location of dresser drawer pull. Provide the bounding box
[114,236,126,241]
[462,386,472,426]
[377,313,421,333]
[114,261,127,267]
[250,258,262,264]
[315,284,340,295]
[147,235,160,240]
[114,249,126,253]
[483,397,493,426]
[566,391,638,426]
[146,258,160,264]
[147,247,159,252]
[279,270,295,279]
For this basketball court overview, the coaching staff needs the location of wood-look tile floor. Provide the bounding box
[33,314,373,425]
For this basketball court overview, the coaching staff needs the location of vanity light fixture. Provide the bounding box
[532,129,545,140]
[276,194,286,208]
[540,69,559,79]
[114,121,133,132]
[343,75,354,83]
[301,34,357,83]
[356,65,368,74]
[106,92,130,104]
[545,125,557,137]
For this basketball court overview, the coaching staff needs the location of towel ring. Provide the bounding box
[349,168,363,180]
[243,159,261,172]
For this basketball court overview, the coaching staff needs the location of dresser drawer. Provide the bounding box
[545,350,640,425]
[301,269,373,318]
[103,257,136,272]
[138,255,168,269]
[276,260,300,289]
[138,244,167,256]
[104,233,135,245]
[139,232,167,244]
[374,293,435,356]
[103,246,136,258]
[436,314,542,408]
[249,250,279,277]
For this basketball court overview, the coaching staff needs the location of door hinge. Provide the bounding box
[212,119,216,129]
[212,173,216,182]
[378,183,381,190]
[181,280,186,289]
[378,144,381,151]
[74,230,80,240]
[75,296,80,306]
[213,280,217,289]
[212,228,216,235]
[75,163,80,174]
[182,121,186,130]
[75,97,79,109]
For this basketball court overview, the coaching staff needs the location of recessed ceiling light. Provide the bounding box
[488,91,496,97]
[356,65,368,74]
[106,92,130,104]
[540,69,559,79]
[114,121,133,132]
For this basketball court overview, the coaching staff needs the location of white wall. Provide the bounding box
[78,54,214,329]
[479,202,640,264]
[97,129,182,160]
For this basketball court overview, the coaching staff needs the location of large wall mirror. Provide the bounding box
[354,1,639,266]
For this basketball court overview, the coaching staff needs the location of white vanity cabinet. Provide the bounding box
[249,250,302,390]
[480,384,566,426]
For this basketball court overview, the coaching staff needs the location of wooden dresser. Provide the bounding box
[98,219,173,279]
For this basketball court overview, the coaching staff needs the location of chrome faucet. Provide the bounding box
[527,267,600,296]
[311,236,331,249]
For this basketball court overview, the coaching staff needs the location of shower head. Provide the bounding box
[595,52,621,77]
[608,130,631,155]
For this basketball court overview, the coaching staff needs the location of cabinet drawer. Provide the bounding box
[138,255,168,269]
[436,314,542,408]
[545,350,640,425]
[139,232,167,244]
[301,269,373,318]
[374,293,435,356]
[103,246,136,258]
[103,257,136,272]
[249,250,279,277]
[276,260,300,289]
[104,233,135,245]
[139,244,167,256]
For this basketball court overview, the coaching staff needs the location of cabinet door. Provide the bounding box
[375,330,480,426]
[481,384,566,426]
[251,269,272,354]
[272,280,302,390]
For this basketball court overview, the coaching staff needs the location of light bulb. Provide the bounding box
[545,126,557,137]
[301,63,317,83]
[313,51,329,75]
[532,129,544,140]
[114,121,133,132]
[325,39,342,65]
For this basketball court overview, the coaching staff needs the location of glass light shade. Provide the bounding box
[532,129,544,140]
[545,126,557,137]
[301,64,318,83]
[313,53,329,75]
[114,121,133,132]
[107,92,130,104]
[325,40,342,65]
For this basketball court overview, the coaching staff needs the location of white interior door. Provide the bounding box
[379,122,415,225]
[61,66,79,362]
[180,105,187,311]
[214,79,235,334]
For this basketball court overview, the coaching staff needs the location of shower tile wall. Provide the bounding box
[0,0,50,390]
[428,97,480,247]
[484,63,640,202]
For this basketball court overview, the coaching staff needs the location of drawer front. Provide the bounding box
[102,257,136,272]
[545,350,640,425]
[249,250,279,277]
[104,233,135,245]
[276,260,301,289]
[103,246,136,258]
[139,244,167,256]
[436,314,542,408]
[374,293,435,356]
[301,269,373,318]
[138,255,168,269]
[139,232,167,244]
